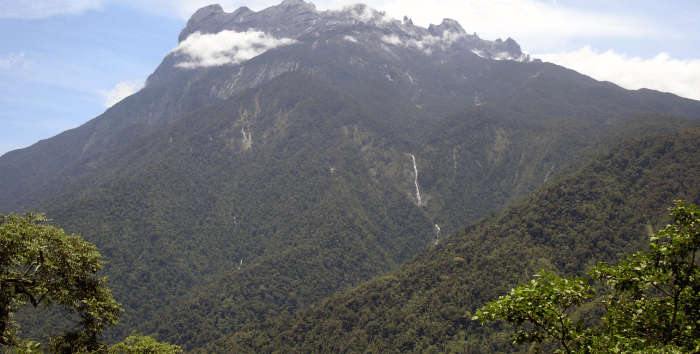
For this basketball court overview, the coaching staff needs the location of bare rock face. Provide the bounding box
[189,4,224,24]
[177,0,522,59]
[428,18,466,36]
[178,4,228,42]
[155,0,529,124]
[178,0,319,42]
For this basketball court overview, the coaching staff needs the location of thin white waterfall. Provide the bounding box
[434,224,441,245]
[410,153,422,206]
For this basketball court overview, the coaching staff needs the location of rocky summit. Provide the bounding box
[1,1,699,351]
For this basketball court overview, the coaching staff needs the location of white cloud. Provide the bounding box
[380,34,401,46]
[98,80,143,107]
[114,0,287,20]
[0,0,245,20]
[0,52,31,70]
[123,0,241,19]
[381,30,468,55]
[329,3,392,24]
[366,0,670,53]
[0,0,104,19]
[160,1,672,54]
[173,30,296,69]
[347,4,376,22]
[536,47,700,101]
[166,0,238,19]
[2,0,668,54]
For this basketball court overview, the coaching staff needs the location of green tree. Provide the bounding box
[107,335,183,354]
[1,213,180,353]
[474,201,700,353]
[1,212,121,350]
[473,270,594,353]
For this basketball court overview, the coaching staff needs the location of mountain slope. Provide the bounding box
[17,73,434,341]
[2,1,700,349]
[208,129,700,352]
[3,1,700,212]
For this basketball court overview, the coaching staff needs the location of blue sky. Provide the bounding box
[1,0,699,155]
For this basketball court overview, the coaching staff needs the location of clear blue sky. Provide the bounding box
[1,0,699,156]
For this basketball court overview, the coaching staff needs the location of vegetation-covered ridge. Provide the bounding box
[19,74,435,348]
[475,201,699,353]
[1,2,699,351]
[205,129,700,352]
[15,71,682,349]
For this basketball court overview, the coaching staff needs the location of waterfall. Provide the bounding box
[241,127,253,151]
[434,224,441,245]
[410,153,422,206]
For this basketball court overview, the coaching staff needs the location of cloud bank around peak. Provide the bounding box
[380,30,465,55]
[376,0,671,52]
[536,47,700,101]
[0,0,675,52]
[173,30,296,69]
[98,80,144,107]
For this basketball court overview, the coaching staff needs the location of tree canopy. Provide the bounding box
[474,201,700,353]
[1,212,121,350]
[206,131,700,353]
[107,335,183,354]
[0,213,180,353]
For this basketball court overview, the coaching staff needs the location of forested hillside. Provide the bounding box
[2,1,700,351]
[207,129,700,352]
[16,74,434,344]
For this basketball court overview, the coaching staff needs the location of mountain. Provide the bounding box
[207,129,700,353]
[1,0,699,349]
[3,0,700,212]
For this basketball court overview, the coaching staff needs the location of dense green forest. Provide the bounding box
[14,75,434,347]
[475,201,699,353]
[6,128,698,352]
[12,71,687,349]
[2,2,700,350]
[205,129,700,352]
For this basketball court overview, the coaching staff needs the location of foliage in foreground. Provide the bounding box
[107,335,183,354]
[475,201,700,353]
[0,212,120,350]
[0,213,179,353]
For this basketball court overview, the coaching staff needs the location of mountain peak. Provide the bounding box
[188,4,223,24]
[261,0,318,17]
[428,18,466,36]
[503,37,521,52]
[179,4,228,42]
[175,1,529,65]
[280,0,313,7]
[231,6,254,17]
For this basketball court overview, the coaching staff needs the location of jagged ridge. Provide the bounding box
[177,0,526,63]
